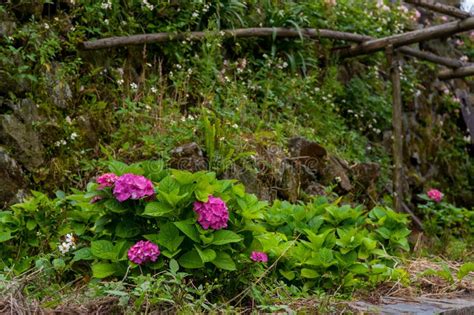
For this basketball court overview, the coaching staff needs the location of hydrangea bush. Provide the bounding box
[0,160,413,292]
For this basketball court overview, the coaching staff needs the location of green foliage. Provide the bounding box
[417,193,474,239]
[1,161,411,295]
[257,197,410,291]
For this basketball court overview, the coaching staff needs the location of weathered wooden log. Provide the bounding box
[387,46,404,213]
[340,17,474,57]
[404,0,471,19]
[80,27,467,68]
[399,46,465,68]
[80,27,372,50]
[438,65,474,79]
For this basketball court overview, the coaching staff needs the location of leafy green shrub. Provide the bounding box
[256,199,410,291]
[1,160,411,294]
[417,191,474,239]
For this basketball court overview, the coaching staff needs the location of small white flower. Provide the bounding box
[192,11,199,18]
[117,79,124,85]
[65,116,72,124]
[232,123,239,129]
[101,0,112,9]
[460,55,469,62]
[464,135,471,142]
[44,23,50,30]
[146,63,152,68]
[151,87,158,93]
[335,176,342,183]
[70,132,78,140]
[282,62,288,68]
[61,139,67,145]
[104,19,109,25]
[130,82,138,90]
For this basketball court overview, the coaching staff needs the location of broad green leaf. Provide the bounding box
[91,240,116,260]
[72,247,94,262]
[279,270,296,280]
[155,223,184,252]
[169,259,179,273]
[0,231,13,243]
[178,250,204,269]
[52,258,66,270]
[26,219,37,231]
[174,221,200,242]
[211,230,243,245]
[457,262,474,280]
[92,263,119,278]
[159,189,188,207]
[194,245,216,263]
[172,170,196,185]
[349,263,369,275]
[115,221,140,238]
[104,199,128,214]
[301,268,319,279]
[211,252,236,271]
[143,201,174,217]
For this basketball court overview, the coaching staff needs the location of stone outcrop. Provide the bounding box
[0,147,28,208]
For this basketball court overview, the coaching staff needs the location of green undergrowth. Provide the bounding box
[0,160,411,310]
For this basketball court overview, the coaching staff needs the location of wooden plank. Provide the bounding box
[404,0,471,19]
[387,46,404,213]
[439,65,474,79]
[399,47,466,68]
[340,17,474,58]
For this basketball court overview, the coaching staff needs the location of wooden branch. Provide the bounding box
[387,47,404,213]
[80,27,372,50]
[438,65,474,79]
[81,27,468,68]
[402,202,424,231]
[340,17,474,58]
[404,0,471,19]
[399,46,465,68]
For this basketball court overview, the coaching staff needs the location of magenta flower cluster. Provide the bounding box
[97,173,119,189]
[250,251,268,263]
[427,188,443,203]
[193,195,229,230]
[113,173,155,202]
[127,240,160,265]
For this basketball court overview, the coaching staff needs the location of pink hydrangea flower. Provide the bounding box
[127,240,160,265]
[113,173,155,202]
[193,195,229,230]
[97,173,119,189]
[250,251,268,263]
[427,189,443,203]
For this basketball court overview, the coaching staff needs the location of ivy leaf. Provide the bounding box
[211,230,243,245]
[211,251,236,271]
[178,250,204,269]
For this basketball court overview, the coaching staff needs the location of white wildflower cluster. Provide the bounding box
[151,87,158,94]
[70,132,78,140]
[202,3,210,13]
[142,0,154,10]
[101,0,112,9]
[460,55,469,63]
[55,139,67,147]
[58,234,76,254]
[130,82,138,90]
